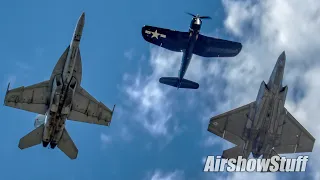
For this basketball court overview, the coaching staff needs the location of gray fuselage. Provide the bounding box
[42,13,85,148]
[243,52,287,158]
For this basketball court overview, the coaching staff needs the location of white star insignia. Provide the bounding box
[151,30,160,39]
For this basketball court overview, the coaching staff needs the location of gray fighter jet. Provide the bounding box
[208,51,315,160]
[4,12,115,159]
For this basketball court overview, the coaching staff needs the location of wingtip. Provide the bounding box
[112,104,116,113]
[238,43,243,53]
[6,82,10,92]
[5,82,10,104]
[141,26,148,36]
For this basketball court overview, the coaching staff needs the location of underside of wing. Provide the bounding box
[193,34,242,57]
[4,80,50,115]
[274,108,315,154]
[142,25,189,52]
[208,102,254,146]
[68,86,115,126]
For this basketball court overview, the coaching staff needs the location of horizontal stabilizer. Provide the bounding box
[18,124,44,149]
[159,77,199,89]
[58,129,78,159]
[222,145,249,160]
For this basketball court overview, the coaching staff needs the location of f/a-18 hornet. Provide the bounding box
[4,12,115,159]
[142,13,242,89]
[207,51,315,161]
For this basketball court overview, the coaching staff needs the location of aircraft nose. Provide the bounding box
[279,51,286,61]
[81,12,85,20]
[277,51,286,66]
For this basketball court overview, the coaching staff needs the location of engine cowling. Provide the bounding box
[34,114,46,128]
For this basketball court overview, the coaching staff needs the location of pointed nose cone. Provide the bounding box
[80,12,85,23]
[278,51,286,64]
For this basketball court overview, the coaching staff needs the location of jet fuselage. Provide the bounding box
[42,13,85,148]
[243,52,287,158]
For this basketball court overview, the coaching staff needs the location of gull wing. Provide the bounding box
[142,25,189,52]
[193,34,242,57]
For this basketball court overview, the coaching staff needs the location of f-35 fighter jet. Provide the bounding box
[142,13,242,89]
[208,52,315,160]
[4,12,115,159]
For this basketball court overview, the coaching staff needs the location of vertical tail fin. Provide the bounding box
[57,129,78,159]
[18,124,44,149]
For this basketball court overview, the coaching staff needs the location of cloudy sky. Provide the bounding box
[0,0,319,179]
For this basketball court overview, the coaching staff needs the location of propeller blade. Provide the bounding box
[199,16,212,19]
[185,12,196,17]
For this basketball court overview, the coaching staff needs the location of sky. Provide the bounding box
[0,0,319,180]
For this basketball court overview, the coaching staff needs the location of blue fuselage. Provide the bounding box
[178,18,202,82]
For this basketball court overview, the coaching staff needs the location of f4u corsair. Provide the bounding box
[208,52,315,161]
[142,13,242,89]
[4,12,115,159]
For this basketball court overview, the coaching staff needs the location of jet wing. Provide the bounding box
[141,25,189,52]
[4,80,50,115]
[193,34,242,57]
[67,86,115,126]
[208,102,254,146]
[273,108,315,154]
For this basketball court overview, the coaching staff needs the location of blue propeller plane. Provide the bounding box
[142,13,242,89]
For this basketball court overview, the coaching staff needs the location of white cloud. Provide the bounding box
[147,170,184,180]
[100,133,112,144]
[203,136,221,147]
[124,49,135,60]
[123,48,181,138]
[119,126,133,142]
[218,172,277,180]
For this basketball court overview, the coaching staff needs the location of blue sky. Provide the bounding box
[1,0,320,180]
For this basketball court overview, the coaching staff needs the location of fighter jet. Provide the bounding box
[207,51,315,160]
[4,12,115,159]
[141,13,242,89]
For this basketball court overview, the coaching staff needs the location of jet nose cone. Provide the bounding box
[277,51,286,66]
[80,12,85,20]
[279,51,286,61]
